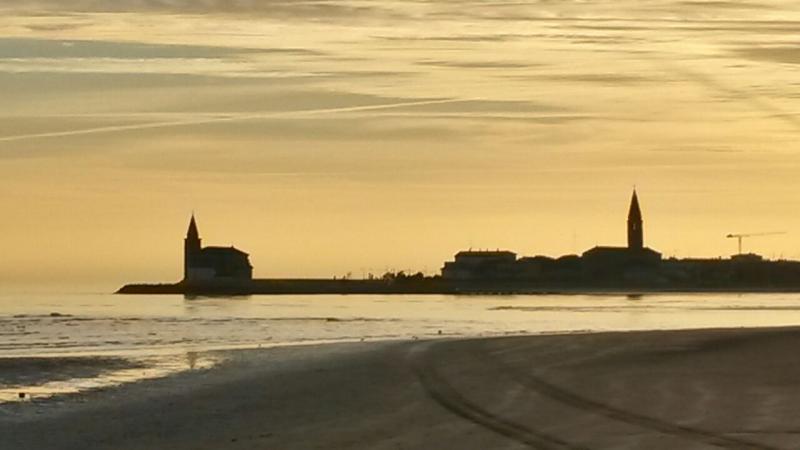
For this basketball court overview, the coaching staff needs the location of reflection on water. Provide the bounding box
[3,292,800,403]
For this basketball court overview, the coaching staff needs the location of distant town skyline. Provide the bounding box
[2,1,800,291]
[118,189,800,295]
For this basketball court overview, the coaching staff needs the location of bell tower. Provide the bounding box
[184,214,201,280]
[627,190,643,250]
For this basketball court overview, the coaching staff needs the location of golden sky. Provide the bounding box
[2,0,800,291]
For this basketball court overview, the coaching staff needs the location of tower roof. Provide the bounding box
[187,214,199,239]
[628,190,642,222]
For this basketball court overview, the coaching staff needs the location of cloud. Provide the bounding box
[667,65,800,132]
[567,24,652,32]
[314,70,418,79]
[374,33,533,43]
[381,99,563,114]
[2,0,399,20]
[24,22,89,32]
[733,45,800,65]
[0,37,318,60]
[536,73,655,85]
[417,60,535,69]
[676,1,772,9]
[0,72,316,101]
[376,31,646,48]
[570,19,800,35]
[649,145,745,154]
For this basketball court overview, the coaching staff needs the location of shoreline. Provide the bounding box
[117,280,800,296]
[5,325,800,449]
[2,323,798,404]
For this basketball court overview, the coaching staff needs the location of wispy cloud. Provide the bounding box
[676,1,773,10]
[733,45,800,65]
[2,0,401,20]
[24,22,89,32]
[536,73,655,84]
[663,64,800,132]
[417,60,536,69]
[0,38,318,60]
[375,33,526,43]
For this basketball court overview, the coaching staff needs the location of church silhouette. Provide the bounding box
[183,215,252,283]
[581,190,662,274]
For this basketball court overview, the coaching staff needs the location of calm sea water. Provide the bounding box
[4,292,800,357]
[3,292,800,403]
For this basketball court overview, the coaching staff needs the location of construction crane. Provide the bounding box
[726,231,786,255]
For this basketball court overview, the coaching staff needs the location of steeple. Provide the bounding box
[184,214,201,281]
[627,190,643,250]
[187,214,199,240]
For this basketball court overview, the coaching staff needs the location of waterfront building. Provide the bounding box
[184,215,253,283]
[441,250,517,280]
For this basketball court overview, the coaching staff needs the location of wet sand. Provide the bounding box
[3,327,800,449]
[0,356,145,387]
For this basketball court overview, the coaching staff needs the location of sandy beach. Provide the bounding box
[4,327,800,449]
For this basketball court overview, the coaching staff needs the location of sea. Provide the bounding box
[3,292,800,404]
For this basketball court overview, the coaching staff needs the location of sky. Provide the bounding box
[2,0,800,291]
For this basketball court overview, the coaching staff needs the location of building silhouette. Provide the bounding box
[441,250,517,280]
[184,215,252,283]
[119,189,800,294]
[441,189,661,282]
[581,190,661,274]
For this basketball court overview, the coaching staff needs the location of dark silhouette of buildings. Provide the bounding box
[441,250,517,280]
[433,190,800,291]
[119,190,800,295]
[441,190,662,284]
[184,215,252,283]
[581,190,661,278]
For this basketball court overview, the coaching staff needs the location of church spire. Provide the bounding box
[184,214,201,281]
[187,214,199,240]
[627,190,643,249]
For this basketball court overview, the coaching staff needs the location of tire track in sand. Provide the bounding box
[475,339,778,450]
[408,341,589,450]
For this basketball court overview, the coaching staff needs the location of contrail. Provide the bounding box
[0,98,474,143]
